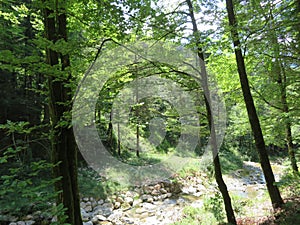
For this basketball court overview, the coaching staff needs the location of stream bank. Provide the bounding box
[7,161,286,225]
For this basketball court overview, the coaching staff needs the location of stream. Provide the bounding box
[7,161,286,225]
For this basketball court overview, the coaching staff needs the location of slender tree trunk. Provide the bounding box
[44,2,82,224]
[226,0,283,209]
[186,0,237,224]
[117,120,121,156]
[279,68,298,172]
[135,64,140,158]
[268,9,298,173]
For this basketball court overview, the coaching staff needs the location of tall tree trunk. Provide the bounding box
[226,0,283,209]
[266,7,298,173]
[279,67,298,172]
[186,0,237,224]
[43,2,82,224]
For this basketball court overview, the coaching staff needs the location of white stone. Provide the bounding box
[92,215,107,222]
[17,221,25,225]
[82,221,93,225]
[115,196,124,203]
[25,221,35,225]
[114,201,121,209]
[85,205,93,212]
[124,197,134,205]
[133,198,142,207]
[97,199,104,205]
[147,197,154,203]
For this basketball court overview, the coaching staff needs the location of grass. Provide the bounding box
[78,167,126,199]
[219,147,244,175]
[171,206,219,225]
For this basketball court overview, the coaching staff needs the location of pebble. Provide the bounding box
[4,162,279,225]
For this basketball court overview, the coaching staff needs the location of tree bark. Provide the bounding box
[279,68,298,172]
[226,0,283,209]
[44,2,83,224]
[186,0,237,224]
[264,5,299,173]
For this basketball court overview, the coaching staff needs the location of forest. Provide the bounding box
[0,0,299,224]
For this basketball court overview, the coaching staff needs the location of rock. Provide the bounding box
[121,202,131,211]
[122,217,135,224]
[170,183,182,194]
[125,191,136,198]
[102,202,114,210]
[83,197,89,202]
[163,198,177,205]
[86,201,92,206]
[147,197,154,203]
[162,179,172,186]
[81,202,86,208]
[143,185,154,194]
[6,216,18,222]
[23,215,33,221]
[92,205,103,216]
[124,197,134,205]
[196,184,206,192]
[85,205,93,212]
[182,186,197,195]
[99,222,113,225]
[9,223,17,225]
[143,216,160,224]
[105,198,112,203]
[142,202,156,210]
[25,221,35,225]
[115,196,124,204]
[194,192,202,197]
[133,198,142,206]
[139,212,150,219]
[166,193,172,198]
[114,201,121,209]
[135,208,146,214]
[107,210,122,223]
[102,208,113,217]
[93,202,114,217]
[81,208,91,221]
[154,184,161,190]
[97,199,104,205]
[160,188,168,194]
[151,189,160,196]
[92,215,107,222]
[83,222,93,225]
[177,197,185,205]
[141,194,152,202]
[17,221,26,225]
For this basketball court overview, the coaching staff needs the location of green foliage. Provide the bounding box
[50,203,70,225]
[219,144,245,174]
[0,146,59,219]
[78,167,107,199]
[203,191,226,222]
[277,170,300,197]
[230,194,248,217]
[172,206,203,225]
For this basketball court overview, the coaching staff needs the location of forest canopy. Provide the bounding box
[0,0,299,224]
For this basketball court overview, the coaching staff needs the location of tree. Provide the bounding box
[225,0,283,208]
[43,0,82,224]
[266,0,298,173]
[186,0,237,224]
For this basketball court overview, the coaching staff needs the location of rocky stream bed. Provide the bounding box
[5,161,285,225]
